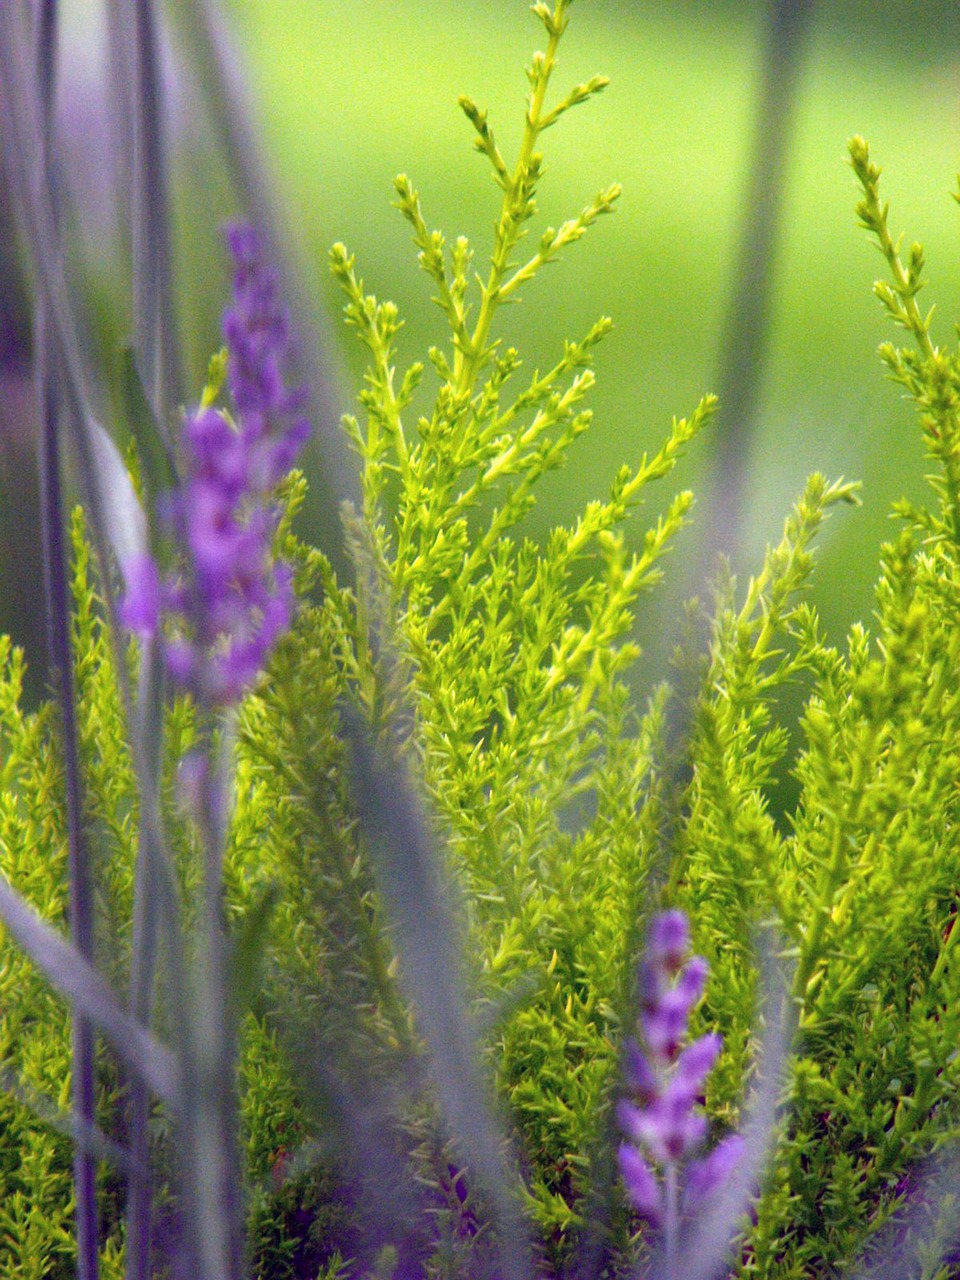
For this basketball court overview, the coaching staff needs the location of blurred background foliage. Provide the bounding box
[1,0,958,711]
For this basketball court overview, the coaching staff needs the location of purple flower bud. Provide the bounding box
[673,1033,722,1098]
[163,637,196,686]
[630,1090,708,1165]
[617,1098,647,1144]
[624,1039,660,1106]
[641,985,695,1061]
[677,954,709,1007]
[119,554,161,636]
[618,1144,662,1225]
[638,957,666,1015]
[682,1134,746,1214]
[184,409,246,489]
[120,223,309,705]
[636,923,708,1061]
[647,910,689,970]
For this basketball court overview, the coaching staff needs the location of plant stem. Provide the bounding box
[455,4,566,397]
[664,1160,679,1280]
[33,1,100,1273]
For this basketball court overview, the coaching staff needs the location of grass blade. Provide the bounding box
[346,717,532,1280]
[0,0,187,1069]
[104,0,135,254]
[0,4,148,593]
[114,35,181,1238]
[846,1145,960,1280]
[131,0,181,430]
[32,3,99,1274]
[0,872,177,1104]
[704,0,817,561]
[125,640,166,1280]
[167,0,355,574]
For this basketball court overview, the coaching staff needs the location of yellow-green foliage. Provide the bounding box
[0,563,128,1280]
[0,639,75,1279]
[5,9,960,1278]
[675,141,960,1277]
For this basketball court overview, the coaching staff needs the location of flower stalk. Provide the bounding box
[617,912,744,1278]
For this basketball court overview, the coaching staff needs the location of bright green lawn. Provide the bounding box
[223,1,959,645]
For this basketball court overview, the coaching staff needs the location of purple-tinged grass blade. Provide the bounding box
[102,0,179,430]
[32,3,99,1274]
[87,413,151,569]
[178,725,247,1280]
[0,0,186,1046]
[277,1019,430,1271]
[4,10,207,1277]
[115,347,176,1280]
[845,1146,960,1280]
[130,0,181,431]
[0,1064,149,1182]
[345,716,532,1280]
[125,636,168,1280]
[104,0,135,255]
[0,873,177,1104]
[0,4,148,597]
[37,237,104,1280]
[695,0,816,572]
[113,106,180,1261]
[167,0,356,571]
[118,347,178,506]
[34,0,57,120]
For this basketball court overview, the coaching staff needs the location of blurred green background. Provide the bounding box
[2,0,959,706]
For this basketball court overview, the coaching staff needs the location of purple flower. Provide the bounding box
[118,554,161,636]
[618,1143,663,1226]
[619,1091,708,1165]
[624,1038,659,1105]
[121,224,309,705]
[639,953,708,1061]
[682,1134,747,1214]
[647,909,689,970]
[673,1032,722,1098]
[617,911,742,1229]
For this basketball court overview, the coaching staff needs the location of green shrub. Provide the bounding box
[3,3,960,1276]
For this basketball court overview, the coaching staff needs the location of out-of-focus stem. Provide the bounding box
[122,5,183,1265]
[36,310,102,1280]
[698,0,817,572]
[663,1160,679,1280]
[132,0,181,432]
[179,720,244,1280]
[169,0,354,577]
[33,2,100,1275]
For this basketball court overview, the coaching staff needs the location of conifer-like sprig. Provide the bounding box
[850,135,960,548]
[393,175,474,361]
[330,0,708,700]
[667,155,960,1276]
[451,0,615,392]
[322,5,712,1252]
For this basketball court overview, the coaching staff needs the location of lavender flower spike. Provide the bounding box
[617,910,743,1268]
[121,223,309,704]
